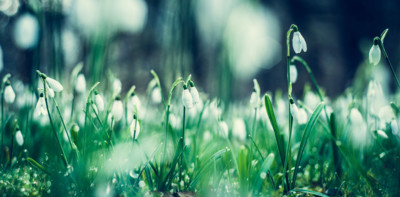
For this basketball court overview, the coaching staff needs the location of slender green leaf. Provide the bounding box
[27,157,51,175]
[253,153,275,193]
[292,102,324,188]
[264,94,286,167]
[290,188,330,197]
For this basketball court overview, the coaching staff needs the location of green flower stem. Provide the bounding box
[41,77,69,168]
[179,106,186,190]
[51,97,74,151]
[283,24,296,192]
[83,82,100,157]
[377,38,400,89]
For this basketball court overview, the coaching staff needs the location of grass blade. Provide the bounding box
[290,188,330,197]
[264,94,286,167]
[292,102,324,189]
[253,153,275,193]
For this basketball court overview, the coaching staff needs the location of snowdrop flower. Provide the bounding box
[367,80,385,115]
[13,13,39,49]
[94,91,104,112]
[129,92,141,113]
[182,85,193,109]
[47,87,54,98]
[249,89,259,109]
[290,65,298,83]
[391,120,399,136]
[189,81,201,104]
[290,99,300,121]
[376,130,388,139]
[369,39,381,65]
[349,108,368,147]
[111,96,123,121]
[297,108,308,125]
[46,77,63,92]
[15,129,23,146]
[75,73,86,93]
[4,82,15,104]
[113,78,122,95]
[130,115,140,140]
[34,93,47,117]
[218,121,229,138]
[232,118,247,141]
[292,28,307,54]
[151,87,162,104]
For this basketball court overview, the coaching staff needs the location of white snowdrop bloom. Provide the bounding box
[15,129,23,146]
[95,92,104,112]
[129,93,141,113]
[1,0,20,16]
[232,118,247,141]
[182,88,193,109]
[91,103,98,118]
[34,93,47,117]
[297,108,308,125]
[290,102,300,121]
[376,130,388,139]
[169,113,181,129]
[111,97,124,121]
[46,77,63,92]
[151,87,162,104]
[4,83,15,104]
[367,80,385,115]
[249,90,259,109]
[130,116,140,140]
[349,108,369,147]
[321,106,333,121]
[13,13,39,49]
[369,44,381,65]
[290,65,298,83]
[113,79,122,95]
[75,73,86,93]
[378,105,394,123]
[292,31,307,54]
[218,121,229,138]
[190,86,201,104]
[0,45,3,72]
[47,87,54,98]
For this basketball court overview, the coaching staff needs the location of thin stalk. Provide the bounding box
[83,82,100,157]
[179,106,186,190]
[283,25,295,192]
[42,78,69,167]
[51,97,74,150]
[378,38,400,89]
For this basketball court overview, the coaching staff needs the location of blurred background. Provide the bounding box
[1,0,400,103]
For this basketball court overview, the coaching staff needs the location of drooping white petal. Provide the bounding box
[249,91,259,109]
[376,130,388,139]
[369,45,381,65]
[190,87,201,104]
[292,31,302,54]
[129,95,141,113]
[75,73,86,93]
[46,77,64,92]
[218,121,229,138]
[47,87,55,98]
[290,103,300,120]
[95,94,104,111]
[130,118,141,140]
[290,65,298,83]
[182,89,193,109]
[34,97,47,117]
[378,105,394,123]
[15,130,24,146]
[151,87,162,104]
[299,32,307,52]
[4,85,15,103]
[113,79,122,94]
[111,100,124,121]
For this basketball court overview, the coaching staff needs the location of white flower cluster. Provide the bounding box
[182,81,202,109]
